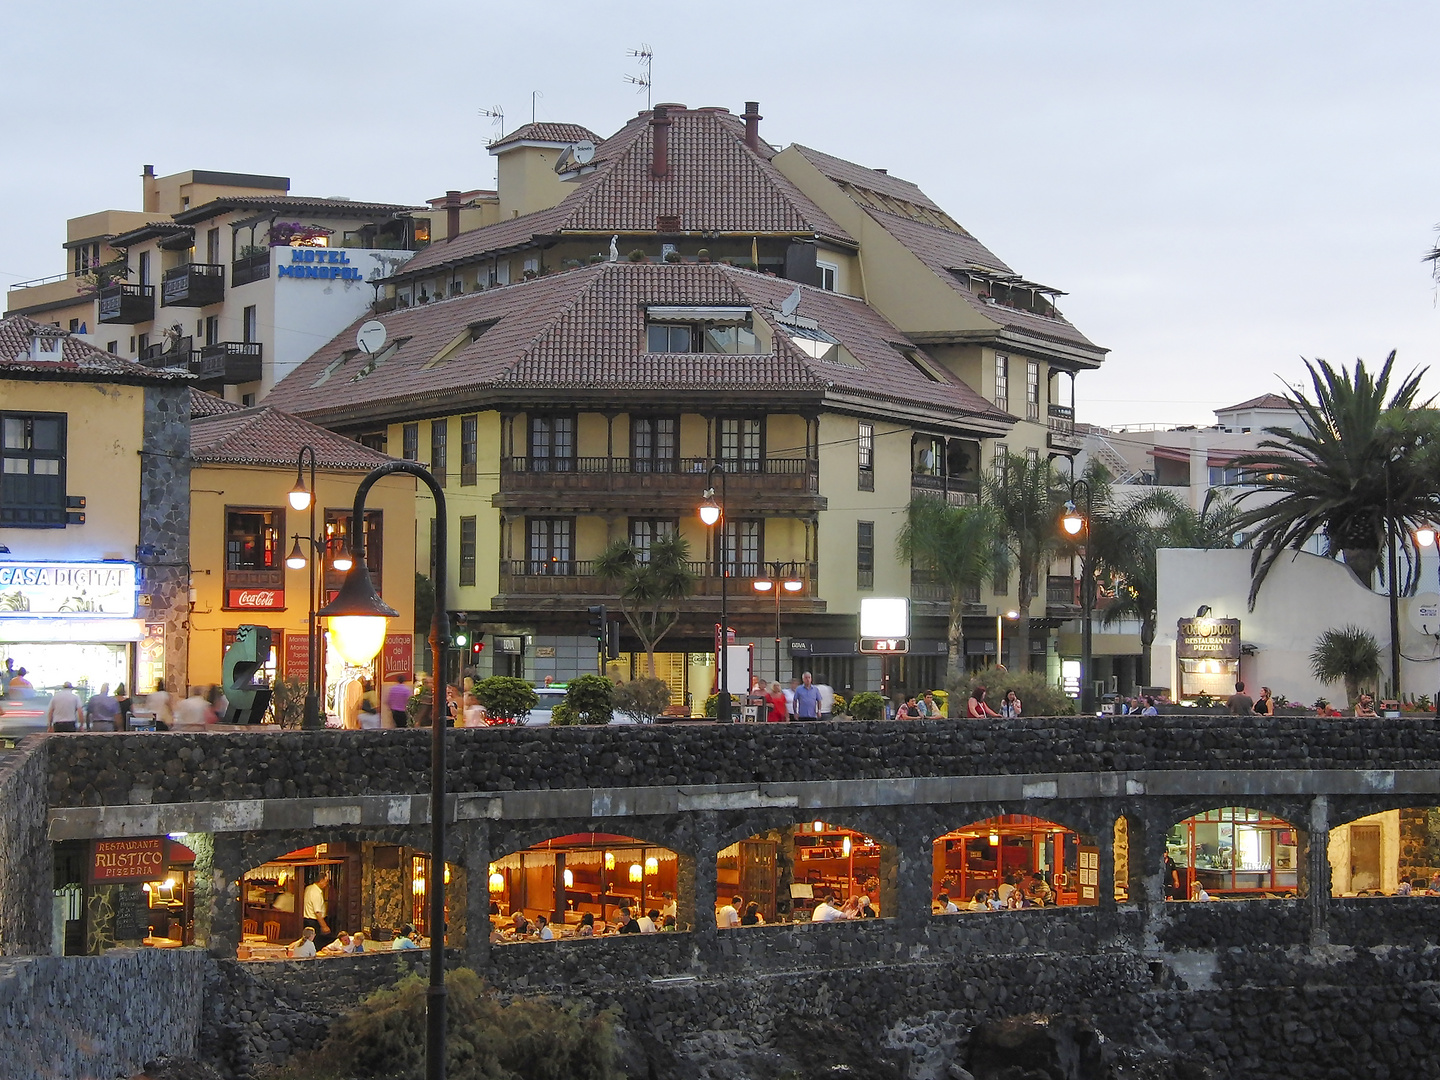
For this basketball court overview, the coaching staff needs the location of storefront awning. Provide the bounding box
[0,619,145,643]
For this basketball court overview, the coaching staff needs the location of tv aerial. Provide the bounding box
[478,104,505,139]
[625,44,653,109]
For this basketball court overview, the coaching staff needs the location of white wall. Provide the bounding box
[267,247,414,394]
[1155,547,1440,706]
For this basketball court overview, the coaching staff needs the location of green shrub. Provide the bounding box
[564,674,614,725]
[703,693,718,718]
[275,968,620,1080]
[613,677,671,722]
[848,691,885,722]
[269,676,306,728]
[627,248,647,262]
[948,668,1075,716]
[550,701,579,726]
[471,676,538,722]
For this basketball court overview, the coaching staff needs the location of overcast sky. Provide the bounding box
[4,1,1436,428]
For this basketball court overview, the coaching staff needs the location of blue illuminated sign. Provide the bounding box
[278,248,366,281]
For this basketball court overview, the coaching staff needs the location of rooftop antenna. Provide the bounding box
[478,104,505,139]
[625,44,653,109]
[531,90,543,124]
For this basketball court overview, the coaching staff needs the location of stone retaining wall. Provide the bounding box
[0,738,50,956]
[0,947,207,1080]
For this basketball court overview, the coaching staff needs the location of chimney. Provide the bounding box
[743,101,762,151]
[651,105,671,178]
[444,190,462,241]
[142,164,157,213]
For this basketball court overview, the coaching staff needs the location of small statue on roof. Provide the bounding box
[609,236,619,263]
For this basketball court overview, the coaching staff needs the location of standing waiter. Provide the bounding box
[303,874,334,949]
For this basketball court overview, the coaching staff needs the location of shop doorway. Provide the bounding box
[52,836,196,955]
[1348,824,1382,894]
[933,815,1098,911]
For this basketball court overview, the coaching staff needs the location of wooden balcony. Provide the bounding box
[910,573,986,613]
[910,473,980,507]
[495,559,825,614]
[1045,574,1080,617]
[1047,405,1083,455]
[495,456,825,514]
[161,262,225,307]
[97,283,155,324]
[195,342,263,385]
[140,336,193,371]
[231,251,270,288]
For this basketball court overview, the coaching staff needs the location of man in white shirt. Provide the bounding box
[303,878,331,947]
[934,891,960,915]
[289,927,318,959]
[811,893,849,922]
[816,682,836,722]
[996,877,1016,906]
[717,895,742,928]
[46,682,82,732]
[637,908,658,933]
[535,915,555,940]
[174,687,212,729]
[660,891,677,921]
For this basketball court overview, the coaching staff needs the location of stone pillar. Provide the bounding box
[139,385,192,694]
[1137,803,1169,953]
[464,821,489,973]
[675,851,697,932]
[893,817,931,929]
[1307,795,1330,947]
[1097,810,1117,914]
[691,813,720,970]
[199,833,244,957]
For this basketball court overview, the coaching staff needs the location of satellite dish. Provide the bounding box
[779,286,802,317]
[1407,592,1440,636]
[572,139,596,165]
[356,320,387,355]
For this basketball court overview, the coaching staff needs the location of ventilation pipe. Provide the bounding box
[743,101,762,151]
[651,105,672,178]
[444,190,462,241]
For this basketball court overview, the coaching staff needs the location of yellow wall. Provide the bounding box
[0,380,144,560]
[495,146,574,220]
[1327,811,1401,896]
[188,464,416,687]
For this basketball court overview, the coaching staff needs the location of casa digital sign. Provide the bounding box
[278,248,368,281]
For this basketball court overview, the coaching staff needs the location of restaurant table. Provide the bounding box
[142,936,183,948]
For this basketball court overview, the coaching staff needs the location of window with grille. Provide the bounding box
[994,354,1009,412]
[225,508,281,571]
[459,516,476,586]
[993,442,1009,483]
[402,423,419,461]
[631,416,677,472]
[1026,360,1041,421]
[857,521,875,589]
[430,420,447,486]
[719,519,761,577]
[718,417,762,473]
[1,412,66,527]
[460,414,478,485]
[629,518,676,561]
[858,421,874,491]
[527,517,574,574]
[529,415,575,472]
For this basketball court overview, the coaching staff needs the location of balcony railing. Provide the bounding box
[1047,405,1083,454]
[1046,574,1080,615]
[97,283,155,324]
[231,251,270,288]
[497,559,818,599]
[195,342,263,384]
[499,456,819,495]
[161,262,225,307]
[140,336,193,369]
[910,573,986,611]
[910,472,980,506]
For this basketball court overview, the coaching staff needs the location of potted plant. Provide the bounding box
[627,249,647,263]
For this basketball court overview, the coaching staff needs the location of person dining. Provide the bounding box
[966,687,1000,718]
[576,912,596,937]
[615,905,641,934]
[1354,694,1378,718]
[934,891,960,914]
[717,895,742,929]
[811,892,849,922]
[288,926,318,959]
[740,902,764,926]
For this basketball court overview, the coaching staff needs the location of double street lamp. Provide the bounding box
[284,447,351,730]
[318,460,450,1080]
[753,563,804,685]
[1061,478,1096,715]
[699,464,732,724]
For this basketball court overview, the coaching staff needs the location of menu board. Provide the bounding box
[112,885,147,941]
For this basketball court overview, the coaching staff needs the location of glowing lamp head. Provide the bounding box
[989,830,1000,846]
[288,478,312,511]
[318,560,398,666]
[604,851,615,871]
[645,856,659,875]
[813,820,825,833]
[1061,501,1084,537]
[842,835,852,857]
[285,537,307,571]
[563,868,574,888]
[753,579,774,593]
[629,863,643,883]
[699,497,721,527]
[1005,609,1019,620]
[488,872,505,893]
[331,551,353,573]
[1418,525,1437,548]
[783,578,804,593]
[444,865,451,885]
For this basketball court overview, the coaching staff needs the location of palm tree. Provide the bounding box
[1091,489,1240,686]
[1232,353,1440,608]
[984,453,1074,671]
[594,533,696,677]
[1309,625,1381,708]
[897,496,999,685]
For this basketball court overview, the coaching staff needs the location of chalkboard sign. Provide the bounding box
[113,886,147,942]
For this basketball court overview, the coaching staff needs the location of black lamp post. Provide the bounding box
[1416,523,1439,718]
[319,461,449,1080]
[1061,479,1095,715]
[753,562,804,685]
[287,447,328,729]
[700,464,731,723]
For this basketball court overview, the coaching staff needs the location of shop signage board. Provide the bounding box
[90,837,166,884]
[1175,618,1241,660]
[0,561,136,618]
[227,588,284,610]
[139,622,166,692]
[284,633,310,679]
[381,633,412,679]
[113,886,147,941]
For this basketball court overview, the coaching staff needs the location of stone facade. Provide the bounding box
[140,383,192,693]
[0,738,51,956]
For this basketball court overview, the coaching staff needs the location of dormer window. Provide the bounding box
[645,306,760,354]
[28,333,64,363]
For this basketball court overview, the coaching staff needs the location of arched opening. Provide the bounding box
[717,822,890,926]
[1330,807,1440,897]
[52,835,196,955]
[932,815,1098,912]
[488,833,684,941]
[1167,807,1302,900]
[238,841,462,959]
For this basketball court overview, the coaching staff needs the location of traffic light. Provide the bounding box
[471,637,485,658]
[450,611,468,649]
[587,605,607,644]
[606,620,621,661]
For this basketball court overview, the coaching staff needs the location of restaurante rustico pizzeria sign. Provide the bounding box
[90,837,167,884]
[1175,617,1241,660]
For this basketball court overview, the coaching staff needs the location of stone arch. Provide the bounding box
[1165,804,1306,901]
[931,812,1101,915]
[1328,801,1440,897]
[715,815,897,927]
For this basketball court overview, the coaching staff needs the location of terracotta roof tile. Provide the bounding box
[265,263,1010,431]
[191,405,397,470]
[0,313,192,382]
[174,195,421,225]
[189,389,246,417]
[791,144,946,212]
[1217,393,1293,413]
[488,122,601,149]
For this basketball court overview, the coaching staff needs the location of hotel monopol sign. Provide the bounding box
[1175,617,1241,660]
[278,248,369,281]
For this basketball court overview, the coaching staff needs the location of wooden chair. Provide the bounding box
[242,919,258,936]
[263,920,281,943]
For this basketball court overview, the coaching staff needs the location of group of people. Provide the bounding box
[717,891,876,926]
[493,892,680,942]
[42,678,232,732]
[935,871,1055,914]
[750,672,837,722]
[961,686,1022,718]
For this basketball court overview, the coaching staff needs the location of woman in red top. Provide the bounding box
[966,686,1000,718]
[766,682,789,722]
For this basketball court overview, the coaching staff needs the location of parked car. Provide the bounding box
[521,687,631,726]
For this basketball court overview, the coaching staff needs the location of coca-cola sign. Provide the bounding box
[227,588,284,610]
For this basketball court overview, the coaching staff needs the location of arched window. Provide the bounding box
[718,822,890,926]
[1330,808,1440,897]
[932,815,1098,912]
[1167,808,1301,900]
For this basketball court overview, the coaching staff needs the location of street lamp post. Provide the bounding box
[699,465,731,723]
[753,562,805,685]
[1061,480,1095,715]
[287,448,324,729]
[319,461,449,1080]
[284,532,352,723]
[996,609,1019,669]
[1415,523,1438,718]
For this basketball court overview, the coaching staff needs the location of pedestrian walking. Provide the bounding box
[46,682,82,732]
